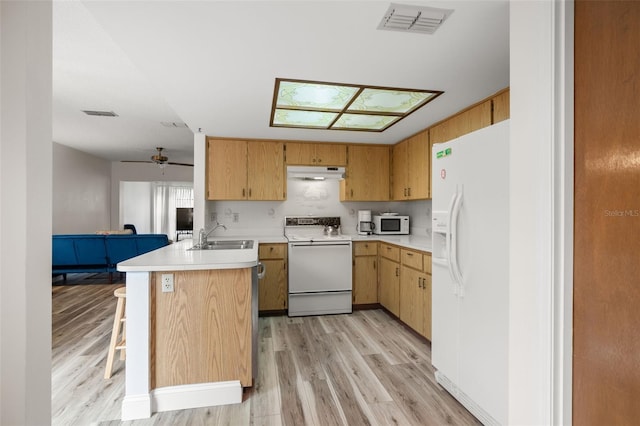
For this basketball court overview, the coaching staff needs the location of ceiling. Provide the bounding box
[52,1,509,165]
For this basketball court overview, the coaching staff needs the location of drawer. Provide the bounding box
[354,241,377,256]
[259,243,287,259]
[423,253,432,274]
[379,243,400,262]
[401,249,423,270]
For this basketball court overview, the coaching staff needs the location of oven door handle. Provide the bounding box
[289,242,351,247]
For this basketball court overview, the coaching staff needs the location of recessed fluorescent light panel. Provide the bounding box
[270,79,443,132]
[377,3,453,35]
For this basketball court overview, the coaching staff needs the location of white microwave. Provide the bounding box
[373,215,410,235]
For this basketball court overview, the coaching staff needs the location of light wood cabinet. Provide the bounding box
[341,145,390,201]
[392,130,430,200]
[285,142,347,166]
[352,242,378,304]
[429,99,493,145]
[492,89,510,123]
[206,138,285,200]
[258,243,287,312]
[399,249,432,339]
[378,243,400,316]
[151,269,253,388]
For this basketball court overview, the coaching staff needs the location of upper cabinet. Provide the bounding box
[392,130,430,200]
[492,89,510,124]
[286,142,347,166]
[429,99,493,145]
[340,145,390,201]
[207,138,285,200]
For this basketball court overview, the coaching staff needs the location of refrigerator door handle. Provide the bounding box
[446,189,459,295]
[450,185,465,297]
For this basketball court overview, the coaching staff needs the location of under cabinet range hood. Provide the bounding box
[287,166,346,180]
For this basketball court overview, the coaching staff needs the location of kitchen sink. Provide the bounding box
[188,240,254,250]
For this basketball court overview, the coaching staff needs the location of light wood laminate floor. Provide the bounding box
[52,274,479,425]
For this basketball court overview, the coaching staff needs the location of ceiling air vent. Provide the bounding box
[377,3,453,35]
[160,121,189,128]
[82,110,118,117]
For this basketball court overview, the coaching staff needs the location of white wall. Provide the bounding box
[509,1,573,424]
[203,178,431,237]
[0,1,52,424]
[110,161,192,230]
[52,142,111,233]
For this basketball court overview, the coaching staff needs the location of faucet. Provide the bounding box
[198,221,227,246]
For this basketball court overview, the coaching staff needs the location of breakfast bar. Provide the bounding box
[117,239,260,421]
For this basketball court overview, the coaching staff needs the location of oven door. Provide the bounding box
[288,241,352,293]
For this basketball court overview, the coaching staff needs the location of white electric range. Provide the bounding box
[284,216,352,316]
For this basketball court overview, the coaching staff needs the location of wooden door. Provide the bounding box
[399,265,423,333]
[378,257,400,316]
[407,131,429,199]
[345,145,389,201]
[315,143,347,166]
[353,256,378,304]
[422,273,432,340]
[285,142,315,165]
[258,259,287,311]
[574,1,640,423]
[207,139,247,200]
[492,89,510,124]
[247,141,285,200]
[392,140,409,200]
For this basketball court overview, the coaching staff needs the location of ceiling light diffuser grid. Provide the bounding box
[270,78,443,132]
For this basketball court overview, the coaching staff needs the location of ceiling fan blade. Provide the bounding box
[167,162,194,167]
[121,160,153,163]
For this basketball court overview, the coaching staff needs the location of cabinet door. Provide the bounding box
[392,140,409,200]
[492,89,510,123]
[422,273,432,340]
[353,256,378,304]
[343,145,389,201]
[247,141,285,200]
[400,265,424,334]
[379,257,400,316]
[258,259,287,311]
[207,139,247,200]
[285,142,315,165]
[407,131,429,199]
[315,143,347,166]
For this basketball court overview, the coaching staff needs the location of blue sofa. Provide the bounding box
[52,234,169,281]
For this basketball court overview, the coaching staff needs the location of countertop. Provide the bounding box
[254,234,432,252]
[117,239,259,272]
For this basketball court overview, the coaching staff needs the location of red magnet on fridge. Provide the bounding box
[441,169,446,179]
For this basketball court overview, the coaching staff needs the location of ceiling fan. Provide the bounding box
[121,147,193,167]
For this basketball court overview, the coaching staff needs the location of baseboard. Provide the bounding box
[152,381,242,413]
[121,393,152,420]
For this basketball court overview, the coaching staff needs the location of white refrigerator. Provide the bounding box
[431,120,509,425]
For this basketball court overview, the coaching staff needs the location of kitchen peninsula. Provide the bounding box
[116,239,260,421]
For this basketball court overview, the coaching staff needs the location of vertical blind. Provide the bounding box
[152,184,193,240]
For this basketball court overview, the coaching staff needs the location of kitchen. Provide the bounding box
[10,1,618,425]
[112,86,508,422]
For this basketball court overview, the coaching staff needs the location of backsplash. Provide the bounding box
[204,179,432,238]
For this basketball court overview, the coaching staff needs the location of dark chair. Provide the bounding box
[123,224,137,234]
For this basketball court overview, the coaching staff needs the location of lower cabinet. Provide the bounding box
[353,242,378,304]
[378,243,400,317]
[376,242,432,340]
[258,243,287,312]
[400,249,432,340]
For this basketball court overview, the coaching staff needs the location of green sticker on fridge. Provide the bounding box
[436,148,452,159]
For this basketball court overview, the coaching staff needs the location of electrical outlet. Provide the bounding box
[233,212,239,223]
[161,273,174,293]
